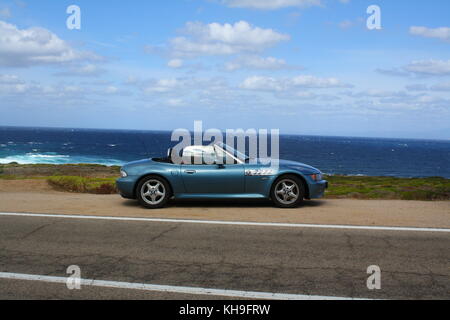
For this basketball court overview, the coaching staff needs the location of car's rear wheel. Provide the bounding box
[136,176,171,209]
[271,175,305,208]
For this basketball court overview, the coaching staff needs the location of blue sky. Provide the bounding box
[0,0,449,139]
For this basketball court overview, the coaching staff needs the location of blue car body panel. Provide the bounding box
[180,164,245,194]
[116,157,328,201]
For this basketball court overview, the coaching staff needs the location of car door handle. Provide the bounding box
[185,170,196,174]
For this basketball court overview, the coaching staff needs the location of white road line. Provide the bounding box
[0,212,449,233]
[0,272,367,300]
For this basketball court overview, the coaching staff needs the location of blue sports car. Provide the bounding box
[116,142,328,209]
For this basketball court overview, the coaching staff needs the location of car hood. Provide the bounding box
[121,159,154,172]
[122,159,153,168]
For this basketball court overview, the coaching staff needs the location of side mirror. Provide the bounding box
[217,163,226,169]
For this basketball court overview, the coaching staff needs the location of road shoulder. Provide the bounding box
[0,187,448,228]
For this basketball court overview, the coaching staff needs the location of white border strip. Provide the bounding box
[0,212,449,233]
[0,272,366,300]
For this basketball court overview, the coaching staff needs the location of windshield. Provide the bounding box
[215,142,249,163]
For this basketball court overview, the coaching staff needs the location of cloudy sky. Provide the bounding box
[0,0,449,139]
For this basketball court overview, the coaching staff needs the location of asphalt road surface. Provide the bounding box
[0,214,449,300]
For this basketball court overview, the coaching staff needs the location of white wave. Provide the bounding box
[25,153,70,159]
[0,153,125,166]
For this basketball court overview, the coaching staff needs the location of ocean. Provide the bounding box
[0,126,449,178]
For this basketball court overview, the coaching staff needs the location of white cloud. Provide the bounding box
[167,59,183,68]
[431,82,450,91]
[240,75,351,91]
[240,76,283,91]
[89,85,131,96]
[0,77,128,101]
[54,64,106,77]
[291,75,348,88]
[275,91,340,101]
[410,26,450,42]
[338,20,353,29]
[406,82,450,92]
[404,60,450,76]
[224,55,292,71]
[376,68,410,77]
[346,90,415,100]
[0,20,102,67]
[359,90,403,98]
[0,74,34,95]
[222,0,322,10]
[128,77,226,95]
[0,8,11,19]
[342,91,450,115]
[405,84,428,91]
[168,21,290,58]
[378,60,450,77]
[0,74,22,84]
[125,75,245,109]
[144,78,183,93]
[167,98,185,106]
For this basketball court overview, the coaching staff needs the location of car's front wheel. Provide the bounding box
[136,176,171,209]
[271,175,305,208]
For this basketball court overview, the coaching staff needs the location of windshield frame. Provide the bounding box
[214,142,249,164]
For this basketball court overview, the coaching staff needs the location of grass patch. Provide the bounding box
[47,176,118,194]
[0,163,120,178]
[1,163,120,169]
[1,164,449,200]
[0,174,47,180]
[326,175,450,201]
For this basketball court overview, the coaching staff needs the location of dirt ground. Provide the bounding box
[0,179,449,228]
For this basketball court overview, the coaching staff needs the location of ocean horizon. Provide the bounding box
[1,126,449,178]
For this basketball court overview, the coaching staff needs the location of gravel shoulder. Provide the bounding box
[0,180,448,228]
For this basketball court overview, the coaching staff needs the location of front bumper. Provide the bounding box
[116,176,137,199]
[308,180,328,199]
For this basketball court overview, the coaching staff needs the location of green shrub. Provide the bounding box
[5,171,439,200]
[325,175,450,200]
[47,176,118,194]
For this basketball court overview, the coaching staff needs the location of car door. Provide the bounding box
[180,146,245,194]
[181,164,245,194]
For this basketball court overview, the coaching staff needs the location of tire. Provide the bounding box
[136,175,172,209]
[270,175,305,208]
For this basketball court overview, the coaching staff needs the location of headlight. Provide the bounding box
[311,173,323,181]
[120,169,128,178]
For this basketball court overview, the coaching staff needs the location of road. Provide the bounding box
[1,184,449,228]
[0,213,449,300]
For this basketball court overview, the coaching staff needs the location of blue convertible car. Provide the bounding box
[116,142,328,209]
